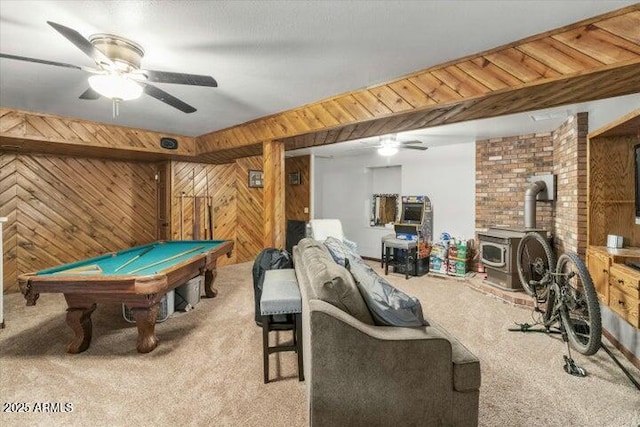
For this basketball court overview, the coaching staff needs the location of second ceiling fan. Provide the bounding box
[0,21,218,114]
[362,134,429,156]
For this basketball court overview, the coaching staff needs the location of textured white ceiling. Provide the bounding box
[0,0,636,137]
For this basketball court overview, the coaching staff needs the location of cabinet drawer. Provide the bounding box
[609,264,640,299]
[609,284,640,328]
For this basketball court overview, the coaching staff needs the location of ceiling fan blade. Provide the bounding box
[47,21,114,67]
[79,87,101,100]
[138,69,218,87]
[143,83,197,113]
[0,53,84,70]
[402,146,429,151]
[398,139,424,145]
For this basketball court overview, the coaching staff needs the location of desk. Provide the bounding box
[18,240,233,353]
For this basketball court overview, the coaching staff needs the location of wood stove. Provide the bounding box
[478,227,548,291]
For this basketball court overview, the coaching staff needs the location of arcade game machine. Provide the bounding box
[392,196,433,276]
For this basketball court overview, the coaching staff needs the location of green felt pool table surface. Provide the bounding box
[36,240,230,277]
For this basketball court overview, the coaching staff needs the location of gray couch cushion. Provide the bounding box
[298,238,374,325]
[323,236,361,267]
[347,257,428,327]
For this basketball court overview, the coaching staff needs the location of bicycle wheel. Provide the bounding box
[516,232,555,297]
[556,252,602,356]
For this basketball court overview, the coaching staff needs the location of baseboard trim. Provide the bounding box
[361,256,380,262]
[602,328,640,370]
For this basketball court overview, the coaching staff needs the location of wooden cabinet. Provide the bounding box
[586,248,610,304]
[586,111,640,332]
[587,246,640,328]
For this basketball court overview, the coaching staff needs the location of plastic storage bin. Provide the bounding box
[122,290,175,323]
[174,275,203,311]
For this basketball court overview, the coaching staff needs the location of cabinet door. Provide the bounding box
[587,249,609,304]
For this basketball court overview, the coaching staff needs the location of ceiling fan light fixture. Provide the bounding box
[377,145,398,156]
[88,74,143,101]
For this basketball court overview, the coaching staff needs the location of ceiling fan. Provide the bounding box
[0,21,218,115]
[361,134,429,156]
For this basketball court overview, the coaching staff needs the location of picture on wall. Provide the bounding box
[248,170,263,188]
[289,171,301,185]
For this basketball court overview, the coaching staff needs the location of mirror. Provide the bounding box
[371,194,399,226]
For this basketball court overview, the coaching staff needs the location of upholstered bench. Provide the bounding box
[260,269,304,384]
[383,237,418,279]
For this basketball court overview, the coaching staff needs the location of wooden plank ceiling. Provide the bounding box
[0,5,639,164]
[197,5,640,163]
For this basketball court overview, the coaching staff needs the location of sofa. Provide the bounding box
[292,238,480,426]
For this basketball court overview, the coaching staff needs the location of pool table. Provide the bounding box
[18,240,233,354]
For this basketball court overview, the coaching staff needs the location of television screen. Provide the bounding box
[635,144,640,221]
[403,204,423,223]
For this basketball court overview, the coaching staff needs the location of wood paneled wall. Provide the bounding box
[236,156,265,261]
[170,161,238,266]
[0,153,158,292]
[0,154,18,292]
[169,156,264,265]
[285,155,311,222]
[1,152,272,292]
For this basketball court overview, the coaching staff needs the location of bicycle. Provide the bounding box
[512,232,602,376]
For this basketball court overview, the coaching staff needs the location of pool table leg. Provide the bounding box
[64,297,97,354]
[131,304,160,353]
[204,267,218,298]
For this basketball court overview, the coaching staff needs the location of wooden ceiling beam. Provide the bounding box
[197,5,640,157]
[0,108,196,162]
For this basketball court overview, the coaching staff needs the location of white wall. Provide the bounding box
[313,141,476,258]
[371,165,401,195]
[585,93,640,133]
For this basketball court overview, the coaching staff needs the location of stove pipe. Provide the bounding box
[524,181,546,229]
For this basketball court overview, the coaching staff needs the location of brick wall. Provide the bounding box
[475,133,555,232]
[553,113,588,257]
[475,113,589,258]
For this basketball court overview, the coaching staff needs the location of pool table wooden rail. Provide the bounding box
[17,240,233,353]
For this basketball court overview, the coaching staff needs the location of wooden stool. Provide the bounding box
[380,233,395,268]
[260,269,304,383]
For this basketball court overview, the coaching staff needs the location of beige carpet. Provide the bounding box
[1,261,638,427]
